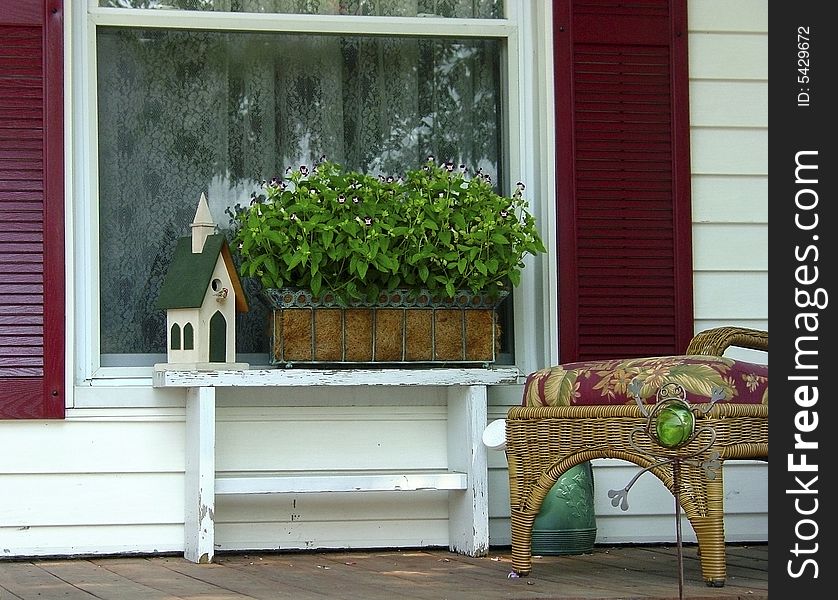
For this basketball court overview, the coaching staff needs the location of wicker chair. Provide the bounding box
[505,327,768,587]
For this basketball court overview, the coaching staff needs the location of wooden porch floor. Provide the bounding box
[0,544,767,600]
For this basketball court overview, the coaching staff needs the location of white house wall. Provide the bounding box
[0,411,186,556]
[0,1,768,558]
[1,388,462,556]
[688,0,768,336]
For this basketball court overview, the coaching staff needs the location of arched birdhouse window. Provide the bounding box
[170,323,181,350]
[183,322,194,350]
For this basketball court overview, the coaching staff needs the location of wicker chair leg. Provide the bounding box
[510,510,536,575]
[691,475,727,587]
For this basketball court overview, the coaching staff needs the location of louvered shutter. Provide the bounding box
[555,0,693,362]
[0,0,64,419]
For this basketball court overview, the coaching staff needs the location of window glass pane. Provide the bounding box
[96,27,503,361]
[183,322,194,349]
[98,0,504,18]
[170,323,181,349]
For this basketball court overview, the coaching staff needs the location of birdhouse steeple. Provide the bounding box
[191,192,216,253]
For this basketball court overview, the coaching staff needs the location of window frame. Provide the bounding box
[71,0,557,386]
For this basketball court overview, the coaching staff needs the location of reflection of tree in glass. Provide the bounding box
[99,1,503,18]
[101,0,216,9]
[368,39,500,184]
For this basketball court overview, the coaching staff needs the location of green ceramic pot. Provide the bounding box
[531,461,597,555]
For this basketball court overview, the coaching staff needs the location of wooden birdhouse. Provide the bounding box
[154,193,249,371]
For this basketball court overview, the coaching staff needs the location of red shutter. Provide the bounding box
[0,0,64,419]
[554,0,693,362]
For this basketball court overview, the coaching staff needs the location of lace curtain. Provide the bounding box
[96,19,502,359]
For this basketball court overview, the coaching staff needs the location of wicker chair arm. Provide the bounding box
[685,326,768,356]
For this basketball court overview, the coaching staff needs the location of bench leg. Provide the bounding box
[447,385,489,556]
[184,386,216,564]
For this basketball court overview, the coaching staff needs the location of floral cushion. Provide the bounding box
[523,355,768,407]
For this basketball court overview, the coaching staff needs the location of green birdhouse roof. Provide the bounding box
[156,233,248,312]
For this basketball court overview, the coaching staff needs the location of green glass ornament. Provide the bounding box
[655,402,694,448]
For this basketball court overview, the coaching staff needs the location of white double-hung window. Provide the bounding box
[76,0,548,379]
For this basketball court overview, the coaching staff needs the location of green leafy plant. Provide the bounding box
[228,157,547,303]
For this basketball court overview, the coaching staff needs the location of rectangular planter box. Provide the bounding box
[265,288,506,366]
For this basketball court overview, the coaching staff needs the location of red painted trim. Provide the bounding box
[669,0,695,353]
[554,0,579,362]
[42,0,65,418]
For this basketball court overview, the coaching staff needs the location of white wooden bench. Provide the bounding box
[153,367,519,563]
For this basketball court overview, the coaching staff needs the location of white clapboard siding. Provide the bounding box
[591,461,768,517]
[688,0,768,341]
[692,224,768,271]
[691,176,767,223]
[689,81,767,127]
[592,460,768,544]
[595,515,769,545]
[215,406,449,472]
[215,519,451,552]
[0,525,184,557]
[690,129,768,175]
[694,272,767,319]
[688,34,767,80]
[688,0,768,32]
[212,384,447,407]
[694,319,768,333]
[0,418,184,473]
[215,492,450,523]
[688,0,767,343]
[214,491,452,551]
[0,473,183,526]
